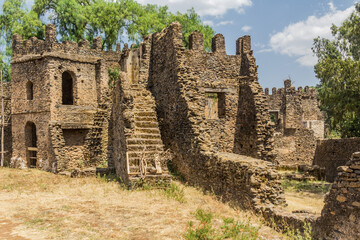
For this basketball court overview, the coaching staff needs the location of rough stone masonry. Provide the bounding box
[7,22,360,237]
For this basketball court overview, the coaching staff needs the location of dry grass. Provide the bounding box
[0,168,283,240]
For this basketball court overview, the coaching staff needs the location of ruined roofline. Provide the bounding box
[188,30,252,56]
[155,22,252,56]
[264,79,317,97]
[12,24,122,59]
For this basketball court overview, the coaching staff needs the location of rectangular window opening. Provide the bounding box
[269,111,279,125]
[205,92,226,119]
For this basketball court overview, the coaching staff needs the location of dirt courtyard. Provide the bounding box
[0,168,283,240]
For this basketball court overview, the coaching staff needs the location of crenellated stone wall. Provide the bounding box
[265,80,324,165]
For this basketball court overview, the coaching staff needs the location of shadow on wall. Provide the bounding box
[234,84,257,158]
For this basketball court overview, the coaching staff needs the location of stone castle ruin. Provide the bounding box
[3,22,360,238]
[265,80,325,166]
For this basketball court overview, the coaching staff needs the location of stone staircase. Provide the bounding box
[125,84,168,178]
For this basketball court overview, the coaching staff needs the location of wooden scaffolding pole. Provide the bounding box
[1,69,3,167]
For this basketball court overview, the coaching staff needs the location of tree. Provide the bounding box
[313,3,360,138]
[0,0,214,80]
[31,0,214,50]
[0,0,44,81]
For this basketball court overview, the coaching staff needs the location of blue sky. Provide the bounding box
[138,0,357,89]
[1,0,357,88]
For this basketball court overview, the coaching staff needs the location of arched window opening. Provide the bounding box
[62,71,74,105]
[25,122,37,168]
[26,81,33,100]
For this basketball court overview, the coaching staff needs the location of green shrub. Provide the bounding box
[164,182,186,203]
[184,209,260,240]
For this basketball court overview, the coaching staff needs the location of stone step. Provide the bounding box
[128,151,162,158]
[134,128,160,134]
[127,157,163,166]
[134,111,157,117]
[127,138,162,145]
[127,144,164,152]
[134,104,155,110]
[133,99,153,104]
[135,121,158,128]
[134,116,158,122]
[131,133,161,139]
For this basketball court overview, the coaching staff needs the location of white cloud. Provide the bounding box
[241,25,252,32]
[203,20,214,26]
[258,48,272,53]
[136,0,252,16]
[217,21,234,26]
[328,2,336,12]
[269,4,354,66]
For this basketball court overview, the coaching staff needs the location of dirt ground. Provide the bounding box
[0,168,284,240]
[284,191,325,215]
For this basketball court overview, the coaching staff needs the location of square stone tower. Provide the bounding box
[10,24,119,174]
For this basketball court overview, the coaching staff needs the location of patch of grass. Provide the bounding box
[25,218,45,226]
[163,182,186,203]
[132,179,186,203]
[283,221,313,240]
[281,179,331,194]
[184,209,260,240]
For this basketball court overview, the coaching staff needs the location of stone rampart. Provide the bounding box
[147,22,281,207]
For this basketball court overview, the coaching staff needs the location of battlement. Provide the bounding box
[264,79,317,98]
[12,24,122,61]
[187,29,252,56]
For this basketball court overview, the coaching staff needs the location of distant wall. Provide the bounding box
[314,138,360,182]
[274,128,317,166]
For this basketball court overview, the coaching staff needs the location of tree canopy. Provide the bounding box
[0,0,214,81]
[312,3,360,138]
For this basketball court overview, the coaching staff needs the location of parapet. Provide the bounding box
[266,79,318,98]
[186,29,252,57]
[12,24,122,61]
[236,35,251,55]
[212,34,226,54]
[189,31,203,51]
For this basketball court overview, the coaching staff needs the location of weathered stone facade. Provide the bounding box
[314,138,360,181]
[7,22,360,237]
[10,24,116,174]
[265,80,325,165]
[314,152,360,239]
[145,23,282,207]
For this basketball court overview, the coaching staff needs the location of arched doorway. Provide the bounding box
[62,71,74,105]
[25,122,37,168]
